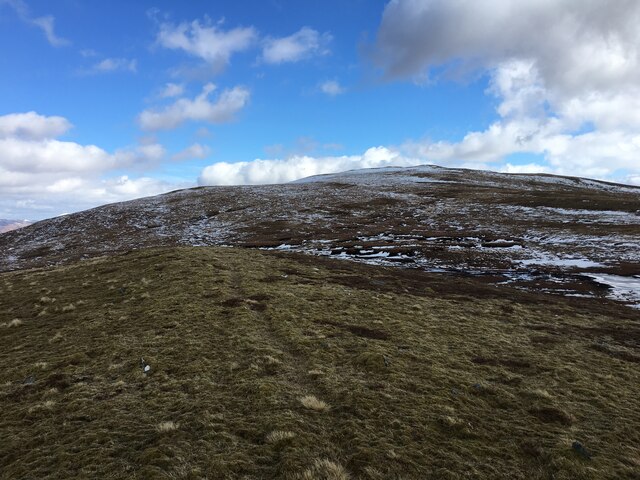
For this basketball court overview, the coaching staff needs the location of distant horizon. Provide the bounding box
[2,0,640,220]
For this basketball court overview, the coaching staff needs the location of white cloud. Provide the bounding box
[499,163,551,175]
[87,58,137,74]
[160,82,185,98]
[1,0,70,46]
[320,80,345,96]
[156,18,257,72]
[0,111,71,140]
[172,143,210,161]
[0,137,111,175]
[0,175,188,220]
[138,83,250,131]
[370,0,640,183]
[262,27,331,64]
[0,136,164,180]
[374,0,640,92]
[0,111,178,219]
[198,146,421,185]
[78,175,184,204]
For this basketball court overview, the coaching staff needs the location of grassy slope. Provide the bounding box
[1,247,639,479]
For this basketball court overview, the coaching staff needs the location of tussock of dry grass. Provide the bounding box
[300,395,330,412]
[265,430,296,443]
[156,421,179,433]
[0,247,639,479]
[28,400,56,413]
[299,459,350,480]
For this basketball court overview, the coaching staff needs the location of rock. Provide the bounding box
[572,441,591,460]
[141,357,151,374]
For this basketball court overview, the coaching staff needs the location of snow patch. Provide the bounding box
[586,274,640,308]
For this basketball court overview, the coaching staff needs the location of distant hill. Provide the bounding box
[0,219,31,234]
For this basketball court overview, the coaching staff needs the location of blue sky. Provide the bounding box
[1,0,640,219]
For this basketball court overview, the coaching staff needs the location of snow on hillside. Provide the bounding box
[1,165,639,307]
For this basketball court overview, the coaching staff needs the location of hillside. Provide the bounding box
[1,166,639,308]
[2,247,639,479]
[1,166,640,479]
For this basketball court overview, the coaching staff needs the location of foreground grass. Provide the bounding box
[1,247,639,479]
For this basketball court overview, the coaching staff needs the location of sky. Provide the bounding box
[1,0,640,220]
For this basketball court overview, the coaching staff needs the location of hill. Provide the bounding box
[1,166,640,478]
[1,165,639,308]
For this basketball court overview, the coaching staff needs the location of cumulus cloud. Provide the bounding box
[156,18,257,72]
[262,27,331,64]
[1,0,70,46]
[172,143,210,161]
[0,111,71,140]
[0,111,179,219]
[138,83,250,131]
[374,0,640,90]
[198,146,422,185]
[370,0,640,183]
[320,80,345,96]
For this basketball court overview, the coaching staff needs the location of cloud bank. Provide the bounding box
[369,0,640,183]
[0,112,184,220]
[198,147,422,185]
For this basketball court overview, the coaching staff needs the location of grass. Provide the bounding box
[156,421,179,433]
[265,430,296,443]
[0,246,639,479]
[300,395,330,412]
[299,459,350,480]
